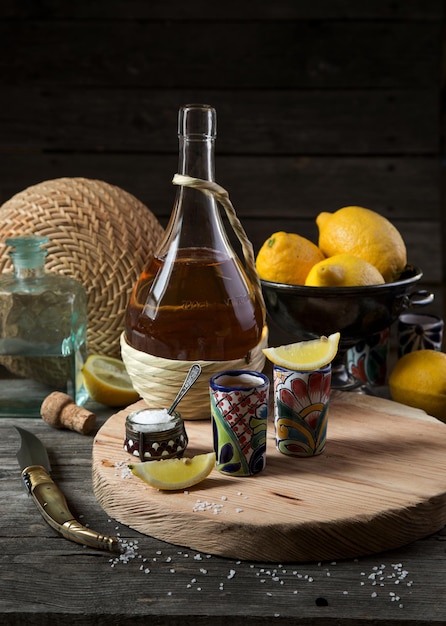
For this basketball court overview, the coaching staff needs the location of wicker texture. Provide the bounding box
[0,178,164,358]
[121,329,268,420]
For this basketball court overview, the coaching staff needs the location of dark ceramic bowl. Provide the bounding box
[261,265,433,390]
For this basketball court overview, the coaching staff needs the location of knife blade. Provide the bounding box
[15,426,120,553]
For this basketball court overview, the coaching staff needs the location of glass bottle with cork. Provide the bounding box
[0,236,88,416]
[122,104,267,417]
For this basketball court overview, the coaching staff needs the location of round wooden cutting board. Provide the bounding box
[92,391,446,562]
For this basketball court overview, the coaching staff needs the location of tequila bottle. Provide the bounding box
[125,104,264,361]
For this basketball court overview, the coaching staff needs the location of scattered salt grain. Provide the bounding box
[114,460,133,479]
[106,518,413,611]
[193,499,224,514]
[109,538,139,567]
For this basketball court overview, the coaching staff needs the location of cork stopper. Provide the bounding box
[41,392,96,435]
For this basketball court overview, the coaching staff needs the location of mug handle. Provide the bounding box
[406,289,434,307]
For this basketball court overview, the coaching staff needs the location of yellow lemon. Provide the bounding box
[129,452,216,490]
[256,231,325,285]
[316,206,407,283]
[304,254,385,287]
[82,355,140,407]
[389,350,446,422]
[262,332,340,370]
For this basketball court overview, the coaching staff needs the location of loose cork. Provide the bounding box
[41,392,96,435]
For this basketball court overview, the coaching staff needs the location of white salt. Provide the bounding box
[130,409,175,432]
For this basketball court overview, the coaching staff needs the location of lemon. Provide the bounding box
[256,231,325,285]
[82,355,140,407]
[304,254,385,287]
[262,332,340,370]
[316,206,407,283]
[130,452,216,490]
[389,350,446,422]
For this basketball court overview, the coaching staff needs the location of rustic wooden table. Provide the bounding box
[2,402,446,625]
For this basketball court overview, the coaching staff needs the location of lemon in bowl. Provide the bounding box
[256,231,325,285]
[316,205,407,283]
[305,254,385,287]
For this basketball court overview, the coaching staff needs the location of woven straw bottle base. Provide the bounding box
[120,328,268,420]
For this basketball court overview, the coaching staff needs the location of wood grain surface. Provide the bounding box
[92,391,446,562]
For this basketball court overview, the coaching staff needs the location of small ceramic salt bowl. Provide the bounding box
[123,407,188,460]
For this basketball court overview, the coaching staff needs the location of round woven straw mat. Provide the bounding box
[0,177,164,358]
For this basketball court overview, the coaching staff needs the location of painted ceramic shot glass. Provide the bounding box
[210,370,270,477]
[273,364,331,457]
[397,312,444,357]
[346,327,390,386]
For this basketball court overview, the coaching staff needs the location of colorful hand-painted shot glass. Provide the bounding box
[273,364,331,457]
[210,370,270,476]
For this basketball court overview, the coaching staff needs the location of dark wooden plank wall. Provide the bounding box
[0,1,444,319]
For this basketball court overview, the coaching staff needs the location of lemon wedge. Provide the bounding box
[82,355,140,407]
[262,332,340,370]
[130,452,216,490]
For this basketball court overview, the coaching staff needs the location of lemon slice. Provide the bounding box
[82,355,140,407]
[130,452,216,490]
[262,332,340,370]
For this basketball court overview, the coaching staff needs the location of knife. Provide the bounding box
[15,426,120,553]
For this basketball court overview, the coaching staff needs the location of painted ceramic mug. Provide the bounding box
[210,370,270,476]
[397,313,444,357]
[273,364,331,457]
[346,327,390,386]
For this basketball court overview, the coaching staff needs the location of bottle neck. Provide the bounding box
[157,104,232,259]
[178,134,215,181]
[7,237,48,280]
[14,265,46,280]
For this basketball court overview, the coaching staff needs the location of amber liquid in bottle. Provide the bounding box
[126,248,263,361]
[125,104,264,362]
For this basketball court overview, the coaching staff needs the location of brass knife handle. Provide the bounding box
[22,465,120,553]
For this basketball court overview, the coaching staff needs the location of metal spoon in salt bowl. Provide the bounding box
[167,364,202,415]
